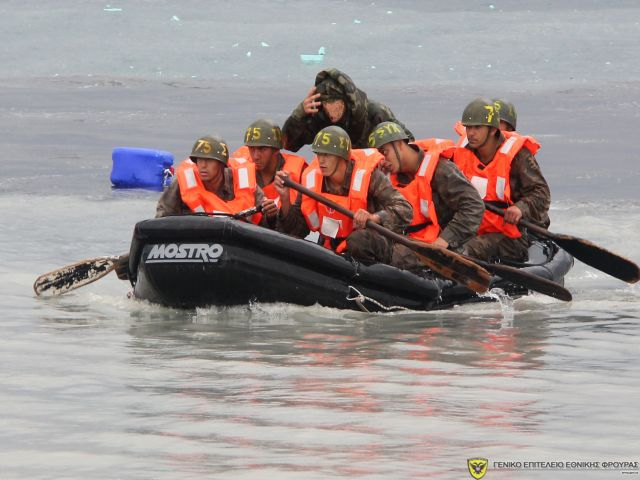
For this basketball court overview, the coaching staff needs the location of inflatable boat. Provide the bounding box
[125,216,573,312]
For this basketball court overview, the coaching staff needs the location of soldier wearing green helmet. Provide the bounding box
[446,98,551,262]
[367,121,484,269]
[155,133,271,226]
[275,125,413,266]
[231,119,307,225]
[492,98,517,132]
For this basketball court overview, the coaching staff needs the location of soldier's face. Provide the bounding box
[317,153,342,177]
[322,99,346,123]
[465,125,491,148]
[378,142,400,173]
[196,158,224,182]
[249,146,278,172]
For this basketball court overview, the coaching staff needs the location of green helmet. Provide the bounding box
[311,125,351,160]
[492,98,517,130]
[461,98,500,129]
[368,121,408,148]
[189,134,229,165]
[244,118,282,149]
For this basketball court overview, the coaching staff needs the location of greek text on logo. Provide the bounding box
[146,243,224,263]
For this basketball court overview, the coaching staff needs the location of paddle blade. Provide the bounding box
[34,256,119,296]
[482,262,572,301]
[414,244,491,294]
[553,235,639,284]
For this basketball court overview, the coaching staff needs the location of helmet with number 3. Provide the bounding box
[189,134,229,165]
[311,126,351,160]
[243,118,283,149]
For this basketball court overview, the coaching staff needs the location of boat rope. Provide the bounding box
[346,286,412,313]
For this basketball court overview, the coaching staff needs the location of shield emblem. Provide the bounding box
[467,458,488,479]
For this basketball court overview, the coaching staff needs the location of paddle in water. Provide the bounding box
[484,202,639,284]
[283,176,491,294]
[33,206,263,297]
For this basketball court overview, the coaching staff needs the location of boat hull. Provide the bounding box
[128,216,573,312]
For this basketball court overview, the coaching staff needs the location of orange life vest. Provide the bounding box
[176,157,260,223]
[231,146,307,206]
[301,148,382,252]
[389,139,453,243]
[444,134,539,238]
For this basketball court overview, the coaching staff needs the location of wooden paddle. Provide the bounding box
[484,202,639,283]
[282,177,491,294]
[33,206,263,297]
[466,256,572,301]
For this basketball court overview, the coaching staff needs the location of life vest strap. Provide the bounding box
[404,221,433,235]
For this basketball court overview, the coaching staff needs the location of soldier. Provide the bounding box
[231,119,307,223]
[368,121,484,270]
[155,134,272,226]
[445,98,551,262]
[492,98,517,132]
[282,68,413,152]
[274,126,413,266]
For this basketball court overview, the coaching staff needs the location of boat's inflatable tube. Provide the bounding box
[110,147,174,190]
[127,216,573,312]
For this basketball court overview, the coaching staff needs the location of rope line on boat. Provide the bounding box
[346,286,412,313]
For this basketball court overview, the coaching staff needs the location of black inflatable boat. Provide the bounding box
[126,216,573,312]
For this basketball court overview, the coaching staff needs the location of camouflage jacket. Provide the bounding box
[282,68,413,151]
[277,163,413,239]
[155,167,271,226]
[508,147,551,228]
[396,146,485,250]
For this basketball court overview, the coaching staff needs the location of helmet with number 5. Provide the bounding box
[311,126,351,160]
[243,119,283,149]
[189,134,229,165]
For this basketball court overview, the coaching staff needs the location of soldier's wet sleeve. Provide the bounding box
[253,186,274,228]
[368,170,413,233]
[276,192,310,239]
[282,103,318,152]
[432,159,485,249]
[155,180,186,218]
[510,150,551,225]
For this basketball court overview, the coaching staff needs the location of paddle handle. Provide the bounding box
[283,177,412,249]
[483,202,552,239]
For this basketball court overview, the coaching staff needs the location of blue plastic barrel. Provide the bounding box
[110,147,174,190]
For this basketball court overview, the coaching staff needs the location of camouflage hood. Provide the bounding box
[314,68,369,141]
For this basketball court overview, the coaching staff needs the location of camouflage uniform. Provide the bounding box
[155,167,271,227]
[282,68,413,151]
[463,134,551,262]
[390,145,485,271]
[277,164,413,266]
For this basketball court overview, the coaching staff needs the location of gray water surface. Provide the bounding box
[1,2,639,479]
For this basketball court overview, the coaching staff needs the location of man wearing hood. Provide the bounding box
[282,68,413,152]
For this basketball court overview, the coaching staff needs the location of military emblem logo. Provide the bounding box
[468,458,488,479]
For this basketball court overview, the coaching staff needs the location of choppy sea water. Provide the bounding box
[1,2,639,478]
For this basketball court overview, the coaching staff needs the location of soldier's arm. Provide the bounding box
[432,159,485,250]
[276,192,310,239]
[282,103,318,152]
[510,150,551,224]
[155,180,187,218]
[368,169,413,232]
